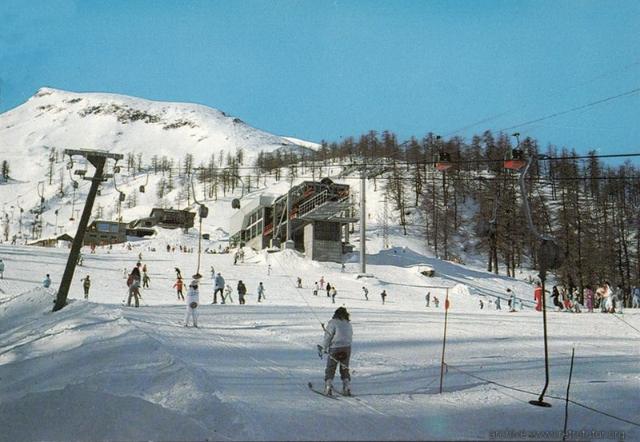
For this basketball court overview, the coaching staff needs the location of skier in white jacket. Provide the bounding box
[185,274,201,327]
[321,307,353,396]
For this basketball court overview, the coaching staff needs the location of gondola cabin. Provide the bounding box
[504,148,526,171]
[435,152,453,172]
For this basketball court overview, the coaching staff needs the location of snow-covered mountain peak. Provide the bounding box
[1,87,313,181]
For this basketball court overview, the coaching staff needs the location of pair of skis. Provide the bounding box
[307,382,352,399]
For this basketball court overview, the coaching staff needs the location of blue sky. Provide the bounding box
[1,0,639,157]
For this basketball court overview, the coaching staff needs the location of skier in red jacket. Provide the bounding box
[534,282,543,312]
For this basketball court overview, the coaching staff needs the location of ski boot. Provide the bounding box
[324,380,333,396]
[342,379,351,396]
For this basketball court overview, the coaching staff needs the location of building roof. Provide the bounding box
[28,233,74,245]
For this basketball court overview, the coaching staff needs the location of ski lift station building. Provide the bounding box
[230,179,357,262]
[131,208,195,230]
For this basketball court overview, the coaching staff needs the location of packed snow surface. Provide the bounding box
[0,240,638,441]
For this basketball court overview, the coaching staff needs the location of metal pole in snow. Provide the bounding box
[360,168,366,274]
[196,216,203,274]
[439,288,449,393]
[562,348,576,441]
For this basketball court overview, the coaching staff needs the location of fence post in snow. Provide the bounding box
[439,287,449,394]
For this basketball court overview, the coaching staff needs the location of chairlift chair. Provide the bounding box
[504,148,526,171]
[435,152,453,172]
[139,172,149,193]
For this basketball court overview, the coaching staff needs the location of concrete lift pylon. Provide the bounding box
[53,149,123,312]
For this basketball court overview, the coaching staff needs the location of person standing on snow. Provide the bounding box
[257,282,266,302]
[507,289,517,312]
[425,291,430,307]
[313,282,319,296]
[561,287,572,311]
[325,282,331,297]
[43,274,51,288]
[297,277,302,288]
[320,306,353,396]
[595,284,605,312]
[602,281,613,312]
[571,289,582,313]
[319,276,325,289]
[131,262,142,283]
[127,263,142,307]
[173,276,185,301]
[534,282,543,312]
[185,274,201,327]
[142,270,150,289]
[632,286,640,308]
[362,286,369,301]
[330,286,337,304]
[82,275,91,299]
[551,286,563,311]
[380,290,387,305]
[0,258,5,279]
[223,284,233,304]
[213,272,225,304]
[237,280,247,304]
[495,297,501,310]
[612,284,624,314]
[584,286,594,312]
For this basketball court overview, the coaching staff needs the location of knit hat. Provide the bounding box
[190,273,201,288]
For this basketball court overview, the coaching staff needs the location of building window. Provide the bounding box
[244,209,264,241]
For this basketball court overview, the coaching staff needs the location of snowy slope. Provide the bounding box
[0,237,639,441]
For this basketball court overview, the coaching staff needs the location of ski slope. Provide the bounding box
[0,240,638,441]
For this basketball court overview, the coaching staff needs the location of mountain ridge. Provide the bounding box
[0,87,317,182]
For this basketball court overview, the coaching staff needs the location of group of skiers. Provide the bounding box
[309,278,391,305]
[551,282,627,313]
[424,292,441,308]
[483,289,521,312]
[532,280,638,313]
[311,278,340,303]
[165,244,196,253]
[180,277,264,322]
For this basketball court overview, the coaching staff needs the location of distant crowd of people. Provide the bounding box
[548,281,633,313]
